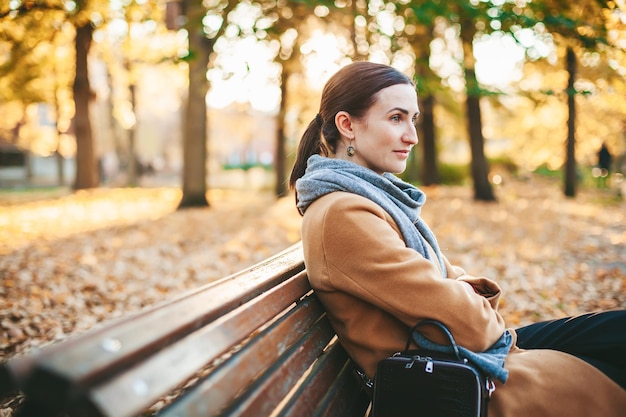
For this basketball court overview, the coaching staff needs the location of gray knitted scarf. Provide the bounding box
[296,155,447,277]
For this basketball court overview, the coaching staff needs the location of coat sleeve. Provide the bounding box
[315,193,506,352]
[442,249,503,310]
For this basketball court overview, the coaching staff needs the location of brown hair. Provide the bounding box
[288,61,414,189]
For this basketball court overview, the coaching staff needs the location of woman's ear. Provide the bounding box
[335,111,355,139]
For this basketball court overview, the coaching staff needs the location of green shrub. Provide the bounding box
[533,164,562,179]
[488,156,518,176]
[438,163,469,185]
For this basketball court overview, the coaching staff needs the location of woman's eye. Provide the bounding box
[391,115,401,122]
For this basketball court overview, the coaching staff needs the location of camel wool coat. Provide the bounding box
[301,191,626,417]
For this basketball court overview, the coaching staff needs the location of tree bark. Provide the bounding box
[55,151,65,186]
[73,22,98,190]
[419,94,439,185]
[125,59,139,187]
[179,1,210,208]
[461,19,495,201]
[419,26,440,186]
[465,75,494,201]
[406,24,439,185]
[564,46,577,198]
[53,93,65,186]
[275,68,289,197]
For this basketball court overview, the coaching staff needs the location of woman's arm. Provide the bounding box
[310,193,506,351]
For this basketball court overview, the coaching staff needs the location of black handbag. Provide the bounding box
[371,320,495,417]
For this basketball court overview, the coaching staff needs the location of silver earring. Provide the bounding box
[347,144,355,157]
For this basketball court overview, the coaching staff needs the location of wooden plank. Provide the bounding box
[276,337,350,417]
[0,354,36,397]
[313,360,371,417]
[217,317,336,417]
[20,243,304,412]
[82,272,313,417]
[157,296,326,417]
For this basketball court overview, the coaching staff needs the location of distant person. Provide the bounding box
[597,142,612,188]
[288,61,626,417]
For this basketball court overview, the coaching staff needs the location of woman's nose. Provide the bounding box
[403,126,418,145]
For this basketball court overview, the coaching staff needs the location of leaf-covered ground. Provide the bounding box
[1,178,625,414]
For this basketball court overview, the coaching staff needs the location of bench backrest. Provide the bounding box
[1,243,370,417]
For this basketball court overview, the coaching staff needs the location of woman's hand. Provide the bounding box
[456,276,502,308]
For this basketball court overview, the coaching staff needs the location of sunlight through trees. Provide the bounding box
[1,0,625,200]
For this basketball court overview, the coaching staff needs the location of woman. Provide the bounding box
[288,61,626,416]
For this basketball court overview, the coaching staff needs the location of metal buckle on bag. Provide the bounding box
[425,359,434,373]
[356,367,374,389]
[486,377,496,398]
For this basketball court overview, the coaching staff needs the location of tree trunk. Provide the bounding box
[404,24,439,185]
[126,59,139,187]
[417,26,440,186]
[53,95,65,186]
[465,78,494,201]
[350,0,359,59]
[461,19,495,201]
[179,1,210,208]
[564,46,577,198]
[275,69,289,197]
[55,151,65,186]
[419,94,439,185]
[25,151,32,182]
[73,22,98,190]
[52,47,66,187]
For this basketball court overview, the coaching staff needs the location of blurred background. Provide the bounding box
[1,0,625,204]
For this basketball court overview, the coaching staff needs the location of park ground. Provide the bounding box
[0,176,625,414]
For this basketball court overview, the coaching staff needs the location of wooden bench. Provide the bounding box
[0,242,371,417]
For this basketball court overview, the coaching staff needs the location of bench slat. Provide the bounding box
[276,336,349,416]
[276,337,370,417]
[0,353,36,397]
[313,360,371,417]
[86,276,317,417]
[18,244,304,413]
[274,338,371,417]
[157,295,326,417]
[218,317,336,417]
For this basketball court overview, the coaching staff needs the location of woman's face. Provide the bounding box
[347,83,419,175]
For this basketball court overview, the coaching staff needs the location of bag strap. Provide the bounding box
[404,319,462,360]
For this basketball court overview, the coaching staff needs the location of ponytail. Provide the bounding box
[288,116,327,189]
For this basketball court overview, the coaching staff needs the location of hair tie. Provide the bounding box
[315,113,323,128]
